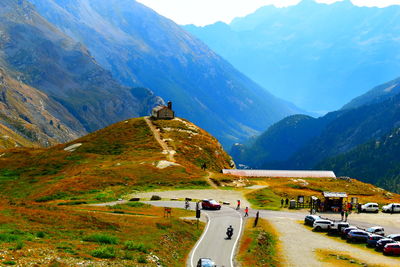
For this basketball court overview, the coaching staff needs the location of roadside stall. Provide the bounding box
[322,192,348,212]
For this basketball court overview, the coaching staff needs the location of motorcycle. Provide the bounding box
[185,201,190,210]
[226,226,234,240]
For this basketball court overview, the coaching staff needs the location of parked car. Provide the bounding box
[197,258,216,267]
[313,219,332,231]
[366,226,385,236]
[361,203,379,213]
[383,243,400,256]
[347,230,370,243]
[341,226,358,238]
[201,199,221,210]
[367,234,385,248]
[304,215,320,226]
[328,221,350,234]
[376,238,395,251]
[386,234,400,242]
[382,203,400,213]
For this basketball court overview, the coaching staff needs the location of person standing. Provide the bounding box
[357,203,362,214]
[285,198,289,207]
[391,204,394,215]
[345,210,349,222]
[281,199,284,207]
[236,200,241,210]
[244,207,249,217]
[341,210,345,221]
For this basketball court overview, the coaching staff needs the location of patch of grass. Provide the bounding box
[316,249,382,267]
[12,240,24,250]
[124,241,149,253]
[0,233,21,243]
[126,202,148,208]
[2,261,16,265]
[36,231,45,238]
[90,246,116,259]
[246,188,282,210]
[137,255,147,263]
[83,233,118,244]
[35,192,69,202]
[237,218,282,266]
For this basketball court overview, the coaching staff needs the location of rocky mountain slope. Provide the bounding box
[185,0,400,112]
[28,0,302,147]
[0,0,161,146]
[0,67,84,147]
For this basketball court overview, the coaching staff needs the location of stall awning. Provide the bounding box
[323,192,347,198]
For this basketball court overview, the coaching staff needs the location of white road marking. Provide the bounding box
[231,209,243,267]
[191,213,211,267]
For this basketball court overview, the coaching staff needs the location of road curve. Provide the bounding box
[144,201,243,267]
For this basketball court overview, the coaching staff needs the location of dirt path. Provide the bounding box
[144,116,175,162]
[205,171,218,189]
[269,217,399,267]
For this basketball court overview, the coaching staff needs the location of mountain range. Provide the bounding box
[233,77,400,192]
[185,0,400,113]
[0,0,162,147]
[27,0,302,147]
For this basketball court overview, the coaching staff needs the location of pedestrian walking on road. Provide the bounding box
[341,210,344,221]
[281,199,284,207]
[345,210,349,222]
[236,200,241,210]
[244,207,249,217]
[391,204,395,215]
[357,203,361,214]
[285,198,289,207]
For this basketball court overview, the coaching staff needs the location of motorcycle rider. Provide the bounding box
[185,200,190,209]
[226,225,234,239]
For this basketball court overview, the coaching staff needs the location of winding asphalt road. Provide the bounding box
[144,201,243,267]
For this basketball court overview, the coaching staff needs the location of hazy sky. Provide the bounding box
[137,0,400,26]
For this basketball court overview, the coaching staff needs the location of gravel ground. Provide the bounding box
[270,217,400,267]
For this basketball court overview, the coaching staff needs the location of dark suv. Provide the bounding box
[201,199,221,210]
[304,215,320,226]
[347,230,370,243]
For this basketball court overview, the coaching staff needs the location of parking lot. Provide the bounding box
[306,211,400,260]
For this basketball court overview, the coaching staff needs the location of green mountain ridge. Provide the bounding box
[318,127,400,193]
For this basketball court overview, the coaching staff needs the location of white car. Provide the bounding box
[382,203,400,213]
[366,226,385,236]
[361,203,379,213]
[313,219,332,231]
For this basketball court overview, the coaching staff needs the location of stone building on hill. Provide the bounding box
[151,101,175,120]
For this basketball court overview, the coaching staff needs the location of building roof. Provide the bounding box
[323,192,348,198]
[222,169,336,178]
[152,105,169,112]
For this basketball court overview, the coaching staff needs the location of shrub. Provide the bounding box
[83,233,118,244]
[13,240,24,250]
[36,231,45,238]
[124,241,149,253]
[137,255,147,263]
[150,195,161,201]
[91,246,116,259]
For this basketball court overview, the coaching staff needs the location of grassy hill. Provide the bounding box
[0,117,233,203]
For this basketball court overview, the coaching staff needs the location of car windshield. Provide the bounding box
[201,259,215,267]
[209,200,218,205]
